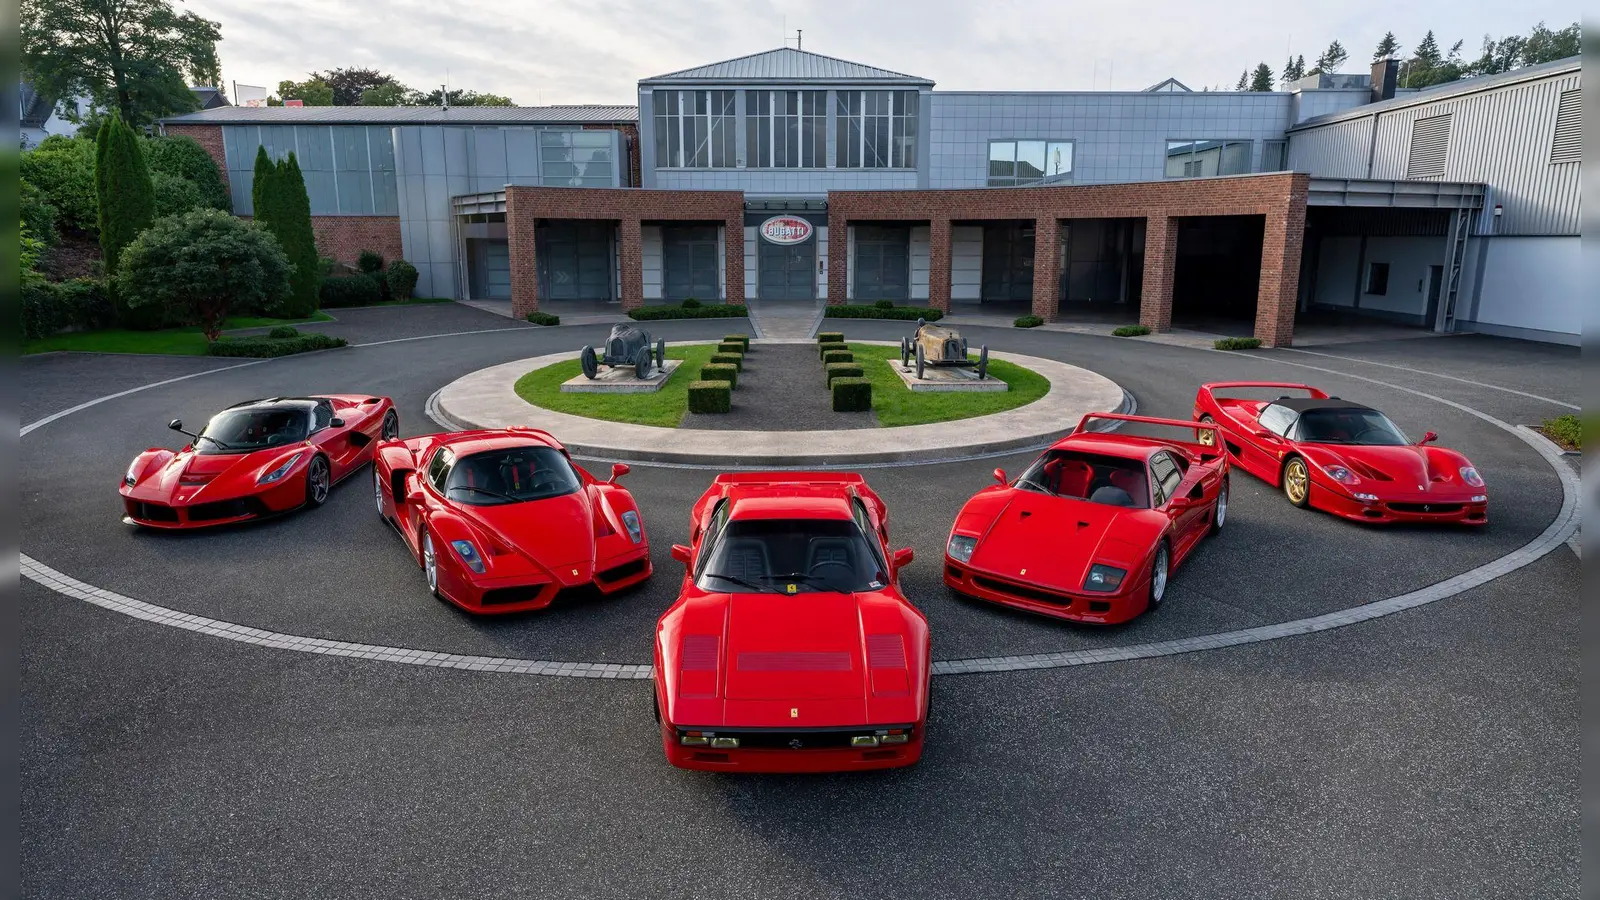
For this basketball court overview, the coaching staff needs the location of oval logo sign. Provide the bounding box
[760,216,813,245]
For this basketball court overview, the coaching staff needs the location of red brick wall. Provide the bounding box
[162,123,229,188]
[311,216,405,268]
[505,186,745,316]
[584,122,642,188]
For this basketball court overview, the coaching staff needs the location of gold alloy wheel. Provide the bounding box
[1284,458,1310,505]
[1198,416,1217,446]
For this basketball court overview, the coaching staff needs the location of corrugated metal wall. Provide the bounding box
[1287,118,1373,178]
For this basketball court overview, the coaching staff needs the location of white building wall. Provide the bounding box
[951,226,983,302]
[742,226,758,299]
[909,226,931,301]
[641,226,664,300]
[717,225,727,300]
[1465,235,1580,344]
[1312,235,1445,324]
[845,226,856,300]
[815,226,829,300]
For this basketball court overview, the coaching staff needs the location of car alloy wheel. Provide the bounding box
[307,456,330,506]
[1213,478,1228,531]
[1149,543,1170,608]
[381,410,399,441]
[373,467,386,518]
[422,531,439,595]
[1283,458,1311,508]
[1198,414,1217,447]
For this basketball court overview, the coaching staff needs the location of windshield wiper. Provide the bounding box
[454,486,520,503]
[703,572,775,593]
[765,572,855,592]
[196,434,236,451]
[1016,479,1057,496]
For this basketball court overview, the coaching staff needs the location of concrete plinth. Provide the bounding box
[560,360,681,393]
[889,359,1008,392]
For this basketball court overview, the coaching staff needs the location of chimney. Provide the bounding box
[1370,59,1398,103]
[441,84,449,111]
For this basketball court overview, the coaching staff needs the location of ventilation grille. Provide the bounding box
[737,651,852,672]
[1406,114,1452,178]
[1551,89,1581,164]
[866,634,907,668]
[680,635,719,672]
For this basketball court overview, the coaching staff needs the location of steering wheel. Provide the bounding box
[1350,428,1385,443]
[808,559,854,577]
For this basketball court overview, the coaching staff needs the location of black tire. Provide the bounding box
[580,345,599,379]
[901,336,911,367]
[420,527,442,599]
[373,466,387,521]
[1210,476,1228,536]
[915,344,925,380]
[380,409,399,441]
[1147,541,1171,611]
[655,339,666,371]
[304,455,331,509]
[1282,456,1312,509]
[633,347,651,380]
[977,345,989,380]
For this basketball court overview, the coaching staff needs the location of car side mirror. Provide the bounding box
[168,419,183,432]
[1255,429,1275,440]
[993,468,1008,486]
[670,544,692,565]
[892,547,914,569]
[1419,431,1438,445]
[610,463,630,482]
[1169,496,1194,511]
[329,417,345,428]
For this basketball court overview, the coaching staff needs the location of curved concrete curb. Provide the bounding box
[434,342,1127,466]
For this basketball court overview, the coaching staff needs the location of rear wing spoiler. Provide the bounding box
[1198,381,1329,400]
[712,472,867,486]
[1073,413,1223,458]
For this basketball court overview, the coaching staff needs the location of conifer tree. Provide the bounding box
[95,114,159,327]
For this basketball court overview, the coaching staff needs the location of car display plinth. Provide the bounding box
[560,359,681,393]
[889,358,1007,392]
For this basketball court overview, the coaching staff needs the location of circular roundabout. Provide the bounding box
[19,317,1578,684]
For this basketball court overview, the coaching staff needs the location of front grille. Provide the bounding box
[681,725,915,751]
[972,575,1073,606]
[551,583,602,606]
[187,498,263,522]
[131,502,180,523]
[1389,502,1463,514]
[597,557,648,583]
[480,585,549,607]
[737,651,852,672]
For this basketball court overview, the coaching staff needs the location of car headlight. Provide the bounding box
[1471,495,1487,503]
[1083,564,1126,592]
[123,461,140,487]
[947,534,977,563]
[257,452,304,485]
[451,540,486,574]
[621,510,643,544]
[1324,465,1358,485]
[1459,466,1484,487]
[1353,492,1379,502]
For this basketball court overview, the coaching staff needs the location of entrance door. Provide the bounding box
[981,224,1035,302]
[1425,264,1444,326]
[538,222,614,301]
[852,225,910,301]
[663,225,720,302]
[758,238,816,300]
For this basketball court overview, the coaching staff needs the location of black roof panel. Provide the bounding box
[1268,397,1375,414]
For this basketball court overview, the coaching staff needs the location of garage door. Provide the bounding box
[759,238,816,300]
[853,225,910,301]
[538,222,613,301]
[663,226,720,302]
[982,224,1034,302]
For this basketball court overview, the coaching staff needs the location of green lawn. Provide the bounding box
[23,311,335,356]
[514,345,720,428]
[851,345,1050,427]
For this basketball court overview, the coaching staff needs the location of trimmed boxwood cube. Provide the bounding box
[710,351,744,371]
[824,362,864,388]
[823,349,854,365]
[818,341,847,359]
[831,377,872,412]
[722,333,750,351]
[717,340,744,354]
[817,331,844,344]
[687,380,732,414]
[699,363,738,389]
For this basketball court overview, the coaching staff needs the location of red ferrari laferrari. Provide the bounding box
[944,414,1228,625]
[654,472,928,773]
[1192,381,1488,525]
[120,395,398,529]
[373,427,652,614]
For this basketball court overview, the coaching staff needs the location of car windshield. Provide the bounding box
[195,407,310,454]
[1296,409,1409,446]
[1014,450,1152,509]
[698,518,887,594]
[444,446,582,505]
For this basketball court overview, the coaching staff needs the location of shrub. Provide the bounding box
[151,171,208,220]
[1014,315,1044,328]
[20,134,97,234]
[97,115,158,328]
[387,259,419,300]
[824,305,943,321]
[268,325,299,339]
[681,298,702,308]
[823,349,854,365]
[628,304,747,320]
[208,333,348,358]
[115,209,292,340]
[252,149,320,318]
[874,299,895,310]
[22,277,114,340]
[1540,414,1585,451]
[817,331,844,344]
[1112,324,1152,337]
[824,362,864,388]
[357,249,384,274]
[143,134,231,213]
[699,363,738,389]
[818,341,847,359]
[717,340,744,354]
[1213,337,1263,351]
[319,275,383,308]
[526,311,561,326]
[710,351,744,372]
[687,380,731,414]
[21,177,58,249]
[365,270,392,302]
[831,377,872,412]
[722,333,750,351]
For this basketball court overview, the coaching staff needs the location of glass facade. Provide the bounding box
[224,125,398,215]
[652,90,737,168]
[987,140,1073,186]
[1261,140,1288,172]
[1164,140,1252,178]
[539,131,616,186]
[836,90,918,168]
[745,90,826,168]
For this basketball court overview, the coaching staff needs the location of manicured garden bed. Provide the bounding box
[850,345,1049,427]
[22,311,335,356]
[513,345,720,427]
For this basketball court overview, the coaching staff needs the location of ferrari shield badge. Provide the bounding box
[790,708,799,718]
[785,583,798,594]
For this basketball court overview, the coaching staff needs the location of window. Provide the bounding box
[1551,89,1581,164]
[1165,140,1251,178]
[539,130,615,186]
[1150,452,1184,507]
[986,140,1073,186]
[426,448,454,491]
[1365,262,1390,296]
[652,89,736,168]
[836,90,918,168]
[226,124,397,216]
[195,407,310,455]
[443,446,582,505]
[1257,405,1298,438]
[1406,114,1452,178]
[311,400,334,431]
[694,500,730,578]
[745,90,826,168]
[1293,409,1409,446]
[693,518,887,594]
[1261,140,1288,172]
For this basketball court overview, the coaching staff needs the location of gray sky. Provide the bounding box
[193,0,1579,104]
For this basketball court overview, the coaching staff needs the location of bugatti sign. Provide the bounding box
[759,216,813,245]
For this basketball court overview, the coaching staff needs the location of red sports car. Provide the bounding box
[654,472,928,773]
[120,394,398,529]
[944,414,1228,625]
[1192,381,1487,525]
[373,427,652,614]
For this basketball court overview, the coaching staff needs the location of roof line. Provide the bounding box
[1291,55,1579,131]
[641,46,931,83]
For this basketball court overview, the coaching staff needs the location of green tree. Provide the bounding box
[1250,63,1275,91]
[250,145,277,229]
[1235,70,1249,91]
[1522,21,1580,63]
[96,114,159,327]
[253,153,321,317]
[115,208,292,339]
[314,67,399,105]
[22,0,222,126]
[20,134,98,233]
[1292,55,1306,80]
[144,134,230,212]
[275,77,334,106]
[417,87,514,107]
[1309,39,1348,74]
[22,220,45,280]
[1280,56,1297,87]
[359,82,419,106]
[1374,31,1401,61]
[21,177,59,249]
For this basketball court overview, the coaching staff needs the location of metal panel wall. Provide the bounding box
[1286,118,1373,178]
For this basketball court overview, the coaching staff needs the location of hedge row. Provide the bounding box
[823,305,943,321]
[526,311,561,326]
[699,363,738,389]
[722,333,750,351]
[687,380,732,414]
[319,274,383,308]
[1213,337,1263,351]
[823,349,853,365]
[1014,315,1044,328]
[818,341,847,359]
[628,304,748,320]
[1112,324,1151,337]
[817,331,844,344]
[710,351,744,371]
[207,333,348,358]
[825,362,864,387]
[22,277,116,340]
[831,377,872,412]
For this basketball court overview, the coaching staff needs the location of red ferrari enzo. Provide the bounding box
[1192,381,1487,525]
[372,427,652,614]
[654,473,928,773]
[944,414,1227,625]
[120,395,398,529]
